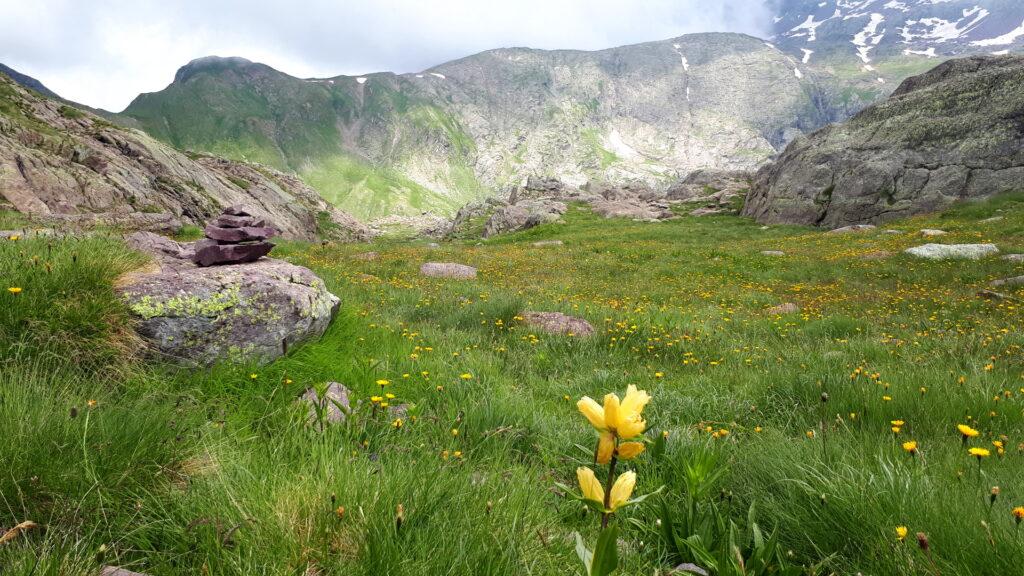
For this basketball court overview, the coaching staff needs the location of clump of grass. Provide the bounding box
[0,234,147,371]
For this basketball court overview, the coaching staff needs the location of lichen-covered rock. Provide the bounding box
[829,224,876,234]
[521,311,594,336]
[743,56,1024,227]
[766,302,799,315]
[118,235,339,366]
[904,243,999,260]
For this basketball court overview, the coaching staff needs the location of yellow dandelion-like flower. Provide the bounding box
[958,424,980,439]
[969,447,991,459]
[896,526,908,541]
[7,287,22,295]
[902,441,918,455]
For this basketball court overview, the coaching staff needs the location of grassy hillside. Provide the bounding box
[2,195,1024,574]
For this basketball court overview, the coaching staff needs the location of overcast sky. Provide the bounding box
[0,0,773,112]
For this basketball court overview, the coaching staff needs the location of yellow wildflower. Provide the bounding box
[969,447,991,459]
[896,526,908,541]
[902,441,918,455]
[7,287,22,295]
[958,424,980,438]
[576,385,650,439]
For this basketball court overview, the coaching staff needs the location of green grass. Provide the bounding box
[3,195,1024,574]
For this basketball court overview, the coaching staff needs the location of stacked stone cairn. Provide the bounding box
[192,205,278,267]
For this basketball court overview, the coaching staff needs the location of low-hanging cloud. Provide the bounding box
[0,0,773,111]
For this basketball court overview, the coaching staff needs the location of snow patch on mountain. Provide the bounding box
[971,19,1024,47]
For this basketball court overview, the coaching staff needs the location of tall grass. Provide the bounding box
[3,194,1024,574]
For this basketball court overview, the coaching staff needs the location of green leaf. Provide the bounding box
[659,498,682,562]
[590,525,619,576]
[573,531,593,576]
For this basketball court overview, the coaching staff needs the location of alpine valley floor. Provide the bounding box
[3,194,1024,575]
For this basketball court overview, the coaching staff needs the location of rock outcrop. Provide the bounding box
[0,72,370,241]
[742,56,1024,227]
[119,232,339,366]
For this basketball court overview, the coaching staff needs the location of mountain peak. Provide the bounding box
[174,56,257,83]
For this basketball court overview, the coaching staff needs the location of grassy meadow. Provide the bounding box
[2,194,1024,575]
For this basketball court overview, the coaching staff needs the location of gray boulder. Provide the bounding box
[904,243,999,260]
[420,262,478,279]
[119,234,339,366]
[521,311,594,336]
[991,276,1024,287]
[483,199,566,237]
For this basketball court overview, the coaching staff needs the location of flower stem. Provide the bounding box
[601,447,618,529]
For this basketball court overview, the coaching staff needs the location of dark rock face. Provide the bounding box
[742,56,1024,227]
[120,232,339,366]
[192,206,277,267]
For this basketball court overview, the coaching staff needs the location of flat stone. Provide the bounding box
[904,243,999,260]
[212,214,266,229]
[978,289,1014,301]
[351,251,379,261]
[531,240,564,247]
[920,229,947,237]
[420,262,477,279]
[761,250,786,257]
[521,311,594,336]
[222,205,255,217]
[203,225,277,243]
[766,302,799,315]
[1002,254,1024,262]
[981,216,1004,223]
[829,224,876,233]
[991,275,1024,287]
[193,240,273,267]
[689,207,727,217]
[100,567,150,576]
[300,382,351,425]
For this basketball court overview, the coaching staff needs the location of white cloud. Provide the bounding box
[0,0,772,111]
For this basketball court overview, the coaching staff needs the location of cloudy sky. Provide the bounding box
[0,0,772,112]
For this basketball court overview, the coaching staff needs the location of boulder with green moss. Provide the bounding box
[118,233,338,365]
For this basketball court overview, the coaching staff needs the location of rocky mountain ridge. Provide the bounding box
[742,54,1024,227]
[0,72,369,241]
[119,33,836,220]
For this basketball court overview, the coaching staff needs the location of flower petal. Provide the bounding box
[597,431,615,464]
[608,471,636,511]
[577,397,606,431]
[577,466,605,504]
[603,393,620,432]
[617,442,645,460]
